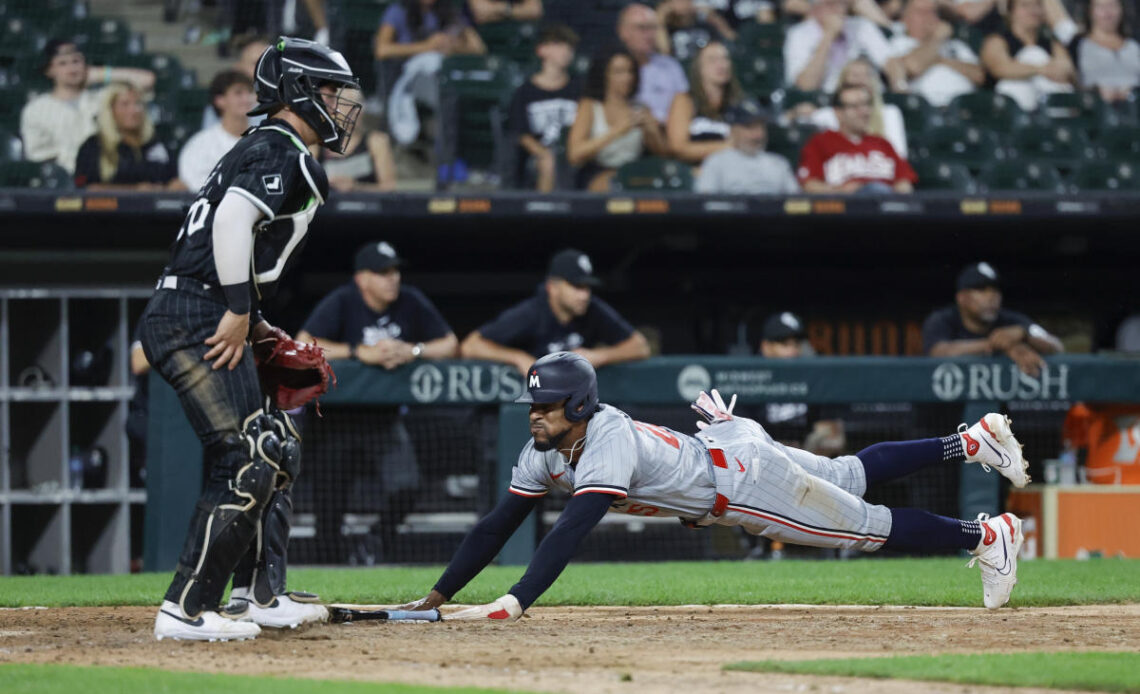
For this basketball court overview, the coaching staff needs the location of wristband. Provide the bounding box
[220,283,251,315]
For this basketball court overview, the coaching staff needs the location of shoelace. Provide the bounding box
[966,512,992,569]
[958,423,994,474]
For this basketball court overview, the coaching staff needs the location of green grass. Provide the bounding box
[0,664,524,693]
[1,558,1138,608]
[725,651,1140,692]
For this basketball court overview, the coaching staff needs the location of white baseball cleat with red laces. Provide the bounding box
[959,413,1030,488]
[967,512,1024,609]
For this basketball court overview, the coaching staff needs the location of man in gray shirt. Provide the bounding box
[695,100,800,194]
[618,3,690,123]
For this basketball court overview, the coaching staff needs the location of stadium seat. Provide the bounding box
[1091,126,1140,162]
[1069,160,1140,191]
[0,17,46,64]
[439,55,524,171]
[733,51,783,98]
[327,0,397,101]
[777,88,829,112]
[0,84,25,132]
[911,124,1005,172]
[0,127,22,161]
[766,124,816,164]
[1008,124,1093,171]
[948,92,1031,132]
[0,160,73,188]
[153,120,192,159]
[884,92,942,133]
[735,20,784,57]
[1041,91,1104,132]
[953,23,985,53]
[120,52,194,96]
[978,160,1066,192]
[612,156,693,191]
[49,17,131,65]
[911,159,976,192]
[477,21,538,64]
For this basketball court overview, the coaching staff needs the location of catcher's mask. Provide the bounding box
[515,351,599,422]
[250,37,362,153]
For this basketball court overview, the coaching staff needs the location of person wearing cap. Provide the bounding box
[20,39,155,175]
[460,248,651,375]
[694,99,799,195]
[923,261,1063,376]
[297,241,458,367]
[297,241,456,564]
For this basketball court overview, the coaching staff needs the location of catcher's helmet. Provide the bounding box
[249,37,361,153]
[515,352,599,422]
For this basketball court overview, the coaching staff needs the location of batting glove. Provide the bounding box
[692,389,737,430]
[444,594,523,622]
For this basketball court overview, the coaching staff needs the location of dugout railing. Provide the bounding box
[140,355,1140,572]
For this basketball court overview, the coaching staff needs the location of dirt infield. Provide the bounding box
[2,604,1139,693]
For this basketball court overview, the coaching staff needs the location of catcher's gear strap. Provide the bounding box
[174,413,281,617]
[268,407,302,487]
[433,493,537,601]
[508,491,613,610]
[300,149,329,204]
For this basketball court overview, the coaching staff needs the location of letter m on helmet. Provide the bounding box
[529,372,541,388]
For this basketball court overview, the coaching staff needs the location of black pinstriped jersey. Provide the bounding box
[163,118,329,302]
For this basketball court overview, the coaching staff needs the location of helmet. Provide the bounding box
[515,352,599,422]
[249,36,362,153]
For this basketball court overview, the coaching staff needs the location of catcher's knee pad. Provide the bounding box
[267,408,302,488]
[235,412,284,506]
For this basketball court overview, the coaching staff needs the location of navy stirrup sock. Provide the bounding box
[858,435,966,486]
[884,508,982,551]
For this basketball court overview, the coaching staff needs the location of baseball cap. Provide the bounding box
[724,99,770,126]
[761,311,806,342]
[354,241,403,273]
[548,248,601,287]
[956,262,1000,291]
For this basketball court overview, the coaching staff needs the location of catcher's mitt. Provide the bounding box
[253,327,336,410]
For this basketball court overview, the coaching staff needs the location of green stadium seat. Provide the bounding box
[0,127,22,160]
[766,124,816,164]
[978,160,1066,192]
[0,84,26,131]
[884,91,942,133]
[953,23,985,53]
[477,21,538,64]
[0,160,73,188]
[120,52,194,94]
[1041,91,1104,132]
[1091,126,1140,162]
[734,21,784,57]
[1008,124,1092,171]
[733,51,783,98]
[4,0,88,30]
[1069,160,1140,191]
[777,88,828,112]
[49,17,131,64]
[948,91,1031,132]
[153,120,193,159]
[911,124,1005,172]
[0,17,46,64]
[439,55,524,170]
[911,159,977,191]
[613,156,693,191]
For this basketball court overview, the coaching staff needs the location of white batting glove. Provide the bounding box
[444,594,523,622]
[692,389,737,430]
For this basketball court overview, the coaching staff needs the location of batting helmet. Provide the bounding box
[515,352,599,422]
[249,37,362,153]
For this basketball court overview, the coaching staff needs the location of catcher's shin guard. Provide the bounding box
[233,406,301,604]
[166,412,282,617]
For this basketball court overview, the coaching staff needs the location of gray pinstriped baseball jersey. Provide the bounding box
[509,404,893,551]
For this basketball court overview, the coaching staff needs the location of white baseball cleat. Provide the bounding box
[967,513,1024,609]
[231,591,329,629]
[959,413,1030,488]
[154,600,260,641]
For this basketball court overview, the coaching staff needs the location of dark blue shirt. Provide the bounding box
[302,282,452,346]
[922,306,1035,354]
[477,285,636,358]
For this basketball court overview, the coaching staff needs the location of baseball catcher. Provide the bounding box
[397,352,1029,621]
[141,37,359,641]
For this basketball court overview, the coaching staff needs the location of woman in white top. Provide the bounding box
[981,0,1075,111]
[568,47,669,192]
[1070,0,1140,102]
[807,57,909,157]
[665,41,742,165]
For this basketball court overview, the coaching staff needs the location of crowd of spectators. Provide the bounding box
[6,0,1140,193]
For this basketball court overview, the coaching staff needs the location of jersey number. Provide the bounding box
[176,198,212,241]
[633,421,680,450]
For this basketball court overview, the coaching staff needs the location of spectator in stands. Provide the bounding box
[297,241,457,564]
[320,127,399,192]
[949,0,1076,43]
[376,0,486,61]
[73,82,180,190]
[655,0,737,62]
[460,248,651,375]
[798,84,916,193]
[805,57,908,157]
[507,24,581,192]
[567,46,669,192]
[202,36,270,130]
[981,0,1076,111]
[888,0,984,107]
[1070,0,1140,103]
[694,99,800,193]
[466,0,544,24]
[923,261,1063,377]
[617,3,690,123]
[783,0,895,28]
[701,0,777,26]
[178,70,255,191]
[20,39,155,175]
[665,41,740,165]
[784,0,906,93]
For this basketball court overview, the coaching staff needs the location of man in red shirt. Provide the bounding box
[798,84,917,194]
